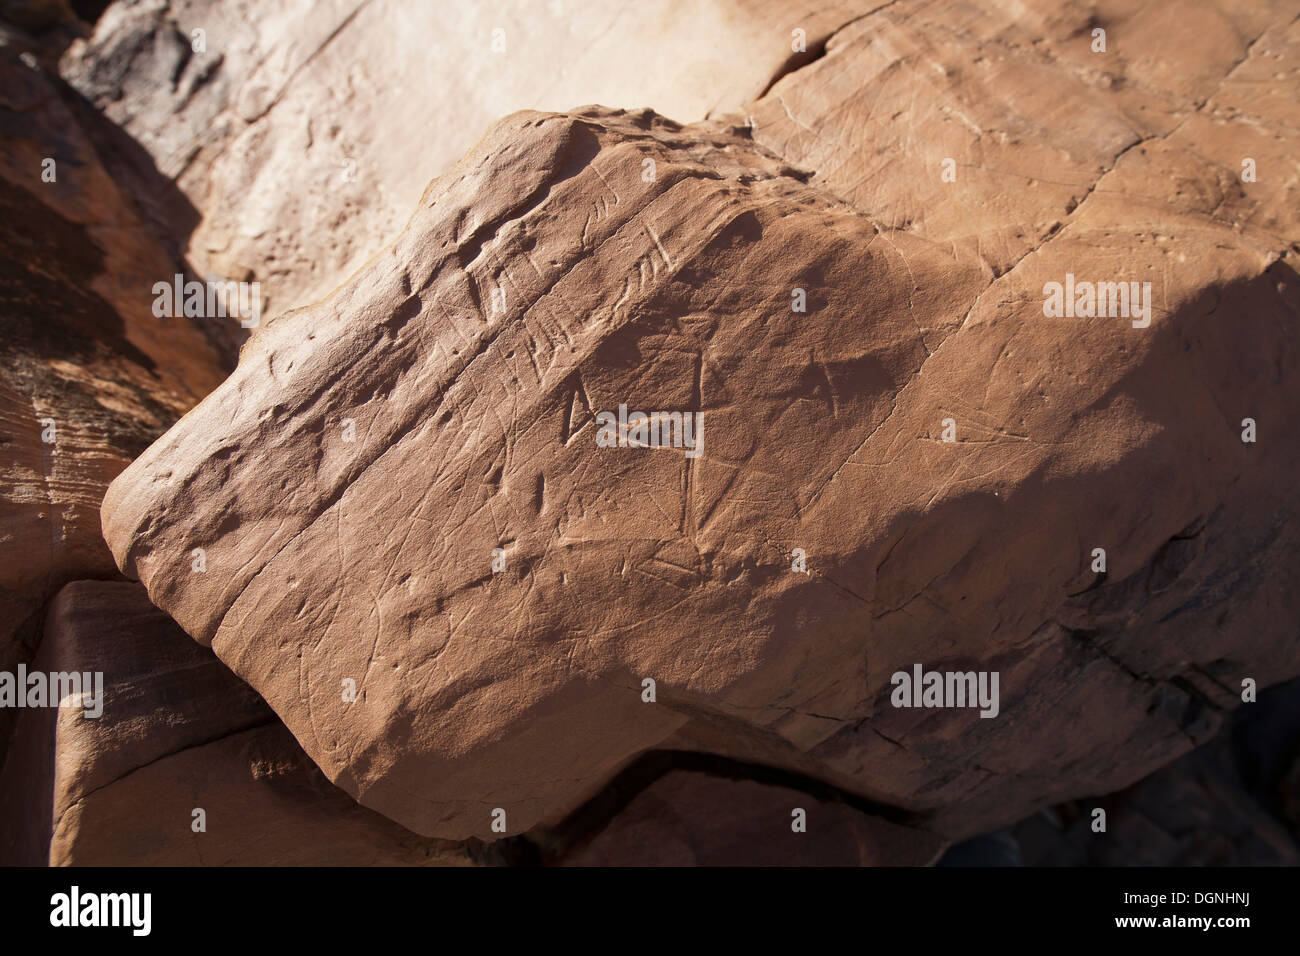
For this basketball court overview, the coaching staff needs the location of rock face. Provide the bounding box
[60,0,868,324]
[729,0,1300,838]
[101,0,1300,844]
[745,0,1300,279]
[0,0,1285,865]
[0,37,229,759]
[0,581,473,865]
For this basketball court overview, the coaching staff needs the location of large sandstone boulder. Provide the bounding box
[0,581,473,865]
[100,0,1300,841]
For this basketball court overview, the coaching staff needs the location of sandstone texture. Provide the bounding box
[100,0,1300,846]
[0,580,473,865]
[0,0,1292,866]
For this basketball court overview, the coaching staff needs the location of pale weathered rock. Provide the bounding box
[0,39,229,760]
[100,0,1300,844]
[60,0,875,324]
[0,581,473,865]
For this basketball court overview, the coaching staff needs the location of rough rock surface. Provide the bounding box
[0,37,229,759]
[730,0,1300,837]
[101,0,1300,843]
[100,104,977,837]
[0,580,473,865]
[60,0,870,323]
[746,0,1300,278]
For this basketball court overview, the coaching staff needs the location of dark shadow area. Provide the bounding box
[955,676,1300,866]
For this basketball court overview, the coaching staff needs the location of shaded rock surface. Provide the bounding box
[729,0,1300,838]
[1010,676,1300,866]
[0,580,474,865]
[557,767,944,866]
[1,0,80,48]
[0,36,229,761]
[531,748,945,865]
[1015,749,1298,865]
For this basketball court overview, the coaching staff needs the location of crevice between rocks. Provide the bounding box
[753,1,901,102]
[510,747,930,865]
[47,711,280,842]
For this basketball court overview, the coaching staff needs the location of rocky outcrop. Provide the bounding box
[100,13,1300,843]
[0,581,474,865]
[0,0,1292,865]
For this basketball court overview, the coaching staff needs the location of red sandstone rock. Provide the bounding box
[0,0,1284,866]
